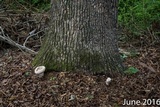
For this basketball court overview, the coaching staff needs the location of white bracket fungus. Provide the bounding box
[34,66,46,78]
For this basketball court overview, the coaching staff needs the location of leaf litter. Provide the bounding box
[0,8,160,107]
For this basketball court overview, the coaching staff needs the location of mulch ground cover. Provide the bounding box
[0,7,160,107]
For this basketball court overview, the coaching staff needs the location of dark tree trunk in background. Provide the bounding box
[33,0,124,75]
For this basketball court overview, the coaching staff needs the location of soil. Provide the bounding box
[0,8,160,107]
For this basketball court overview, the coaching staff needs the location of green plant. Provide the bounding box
[25,71,30,76]
[124,66,139,74]
[86,94,94,99]
[2,0,51,12]
[118,0,160,37]
[120,53,128,60]
[50,77,56,81]
[120,49,139,61]
[31,0,51,11]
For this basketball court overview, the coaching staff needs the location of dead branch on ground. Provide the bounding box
[0,26,37,54]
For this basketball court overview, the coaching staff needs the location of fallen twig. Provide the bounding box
[0,26,37,55]
[23,29,43,47]
[139,62,156,72]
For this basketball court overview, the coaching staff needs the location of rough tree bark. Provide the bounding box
[33,0,124,75]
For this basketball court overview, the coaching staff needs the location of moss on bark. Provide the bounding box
[32,0,124,75]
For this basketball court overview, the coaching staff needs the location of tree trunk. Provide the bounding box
[33,0,124,75]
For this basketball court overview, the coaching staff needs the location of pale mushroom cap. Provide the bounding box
[34,66,46,74]
[106,77,112,85]
[106,77,112,82]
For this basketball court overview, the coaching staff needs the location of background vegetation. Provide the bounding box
[118,0,160,41]
[0,1,159,105]
[1,0,51,12]
[1,0,160,41]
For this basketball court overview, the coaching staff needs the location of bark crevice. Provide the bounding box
[33,0,124,75]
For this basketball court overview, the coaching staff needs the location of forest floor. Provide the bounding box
[0,9,160,107]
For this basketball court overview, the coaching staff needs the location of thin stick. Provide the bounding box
[0,26,37,55]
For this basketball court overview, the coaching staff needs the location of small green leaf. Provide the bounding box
[121,54,128,59]
[25,71,30,76]
[86,94,94,99]
[50,77,56,81]
[124,67,139,74]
